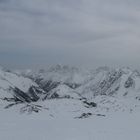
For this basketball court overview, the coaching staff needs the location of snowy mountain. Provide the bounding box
[0,67,46,105]
[2,65,140,140]
[1,65,140,116]
[77,67,140,99]
[18,65,140,115]
[23,65,95,92]
[24,66,140,99]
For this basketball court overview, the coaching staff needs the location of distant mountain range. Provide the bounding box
[0,65,140,117]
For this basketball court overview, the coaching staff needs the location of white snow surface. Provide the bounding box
[1,66,140,139]
[1,98,140,140]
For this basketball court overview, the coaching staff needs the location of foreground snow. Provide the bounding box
[1,96,140,140]
[0,108,140,140]
[0,66,140,140]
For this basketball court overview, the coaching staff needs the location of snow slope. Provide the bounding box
[0,99,140,140]
[1,66,140,139]
[77,67,140,99]
[0,67,46,103]
[16,66,140,115]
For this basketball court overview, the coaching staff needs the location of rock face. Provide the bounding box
[12,86,46,103]
[0,67,46,104]
[124,77,134,88]
[77,67,140,99]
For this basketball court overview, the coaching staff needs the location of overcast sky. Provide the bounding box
[0,0,140,69]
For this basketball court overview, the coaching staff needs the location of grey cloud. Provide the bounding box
[0,0,140,69]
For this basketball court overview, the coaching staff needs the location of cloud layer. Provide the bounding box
[0,0,140,69]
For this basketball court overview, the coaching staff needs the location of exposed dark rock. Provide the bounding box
[96,114,106,117]
[92,70,123,96]
[13,87,32,103]
[40,80,60,93]
[10,86,46,103]
[124,77,134,88]
[28,86,46,101]
[48,91,72,99]
[49,92,59,99]
[123,92,128,96]
[20,104,48,114]
[136,96,140,100]
[83,100,97,108]
[4,102,22,109]
[75,113,106,119]
[1,97,19,102]
[75,113,92,119]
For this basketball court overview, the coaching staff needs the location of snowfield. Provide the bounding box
[1,65,140,140]
[1,104,140,140]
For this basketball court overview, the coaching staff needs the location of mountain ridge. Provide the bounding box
[1,65,140,116]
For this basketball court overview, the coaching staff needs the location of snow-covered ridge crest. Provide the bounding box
[0,67,46,103]
[1,65,140,115]
[77,67,140,98]
[23,66,140,98]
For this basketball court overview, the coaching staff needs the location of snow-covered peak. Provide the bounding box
[24,65,94,92]
[21,66,140,99]
[1,65,140,116]
[76,67,140,99]
[0,68,46,102]
[47,84,80,99]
